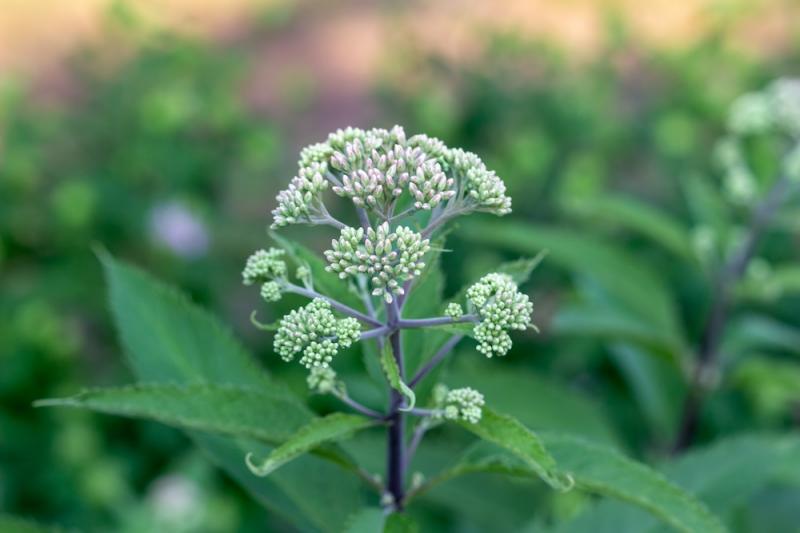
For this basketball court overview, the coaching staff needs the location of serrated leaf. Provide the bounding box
[542,434,725,533]
[554,434,800,533]
[35,383,311,444]
[381,344,415,411]
[458,408,573,491]
[564,194,693,260]
[97,253,366,532]
[247,413,376,476]
[384,513,419,533]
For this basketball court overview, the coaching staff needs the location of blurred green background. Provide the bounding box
[2,0,800,531]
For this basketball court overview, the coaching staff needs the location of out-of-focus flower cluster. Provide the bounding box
[433,384,485,424]
[466,273,533,358]
[274,299,361,369]
[719,78,800,204]
[324,223,430,303]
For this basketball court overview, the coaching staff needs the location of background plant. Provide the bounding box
[3,3,800,531]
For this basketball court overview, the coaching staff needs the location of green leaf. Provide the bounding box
[0,515,61,533]
[99,251,278,389]
[381,344,415,411]
[555,434,800,533]
[97,253,366,532]
[542,434,725,533]
[564,193,693,260]
[461,221,683,343]
[343,509,385,533]
[35,383,311,444]
[723,313,800,357]
[384,513,419,533]
[458,408,573,491]
[246,413,375,476]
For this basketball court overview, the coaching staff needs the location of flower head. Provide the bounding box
[467,273,533,357]
[324,223,430,303]
[307,366,339,394]
[435,386,485,424]
[270,125,511,230]
[243,248,287,285]
[260,281,282,302]
[445,302,463,320]
[273,299,361,368]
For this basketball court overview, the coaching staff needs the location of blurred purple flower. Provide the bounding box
[149,202,209,258]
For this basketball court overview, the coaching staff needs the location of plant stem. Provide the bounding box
[284,283,384,327]
[361,326,393,340]
[333,391,384,419]
[672,173,793,453]
[408,334,464,388]
[398,315,477,329]
[385,303,407,510]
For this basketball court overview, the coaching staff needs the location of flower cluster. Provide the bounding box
[466,273,533,357]
[718,78,800,202]
[243,248,288,302]
[324,223,430,302]
[728,78,800,137]
[434,385,485,424]
[307,366,339,394]
[273,299,361,369]
[449,149,512,215]
[271,163,330,228]
[242,248,287,285]
[445,302,463,320]
[269,125,511,229]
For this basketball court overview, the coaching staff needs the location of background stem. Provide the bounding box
[671,173,792,452]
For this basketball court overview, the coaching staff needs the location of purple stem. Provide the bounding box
[408,334,464,388]
[285,283,384,327]
[398,315,477,329]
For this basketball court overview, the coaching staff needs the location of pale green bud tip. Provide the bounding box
[445,302,463,320]
[727,78,800,137]
[324,223,430,302]
[307,366,338,394]
[274,299,362,368]
[467,273,533,358]
[442,387,485,424]
[260,281,282,302]
[243,248,287,285]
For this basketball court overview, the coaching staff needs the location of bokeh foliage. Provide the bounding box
[2,6,800,532]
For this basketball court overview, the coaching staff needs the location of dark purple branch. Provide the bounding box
[284,283,384,327]
[409,334,464,389]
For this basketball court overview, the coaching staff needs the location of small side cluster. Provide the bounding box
[324,223,430,303]
[307,366,339,394]
[273,299,361,369]
[434,385,485,424]
[242,248,288,302]
[466,273,533,357]
[449,149,512,215]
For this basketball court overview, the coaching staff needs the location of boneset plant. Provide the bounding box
[37,125,733,532]
[240,125,539,507]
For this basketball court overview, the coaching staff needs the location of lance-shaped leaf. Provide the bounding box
[543,434,725,533]
[35,383,311,444]
[96,253,367,532]
[457,408,573,491]
[246,413,376,477]
[381,344,415,411]
[410,434,725,533]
